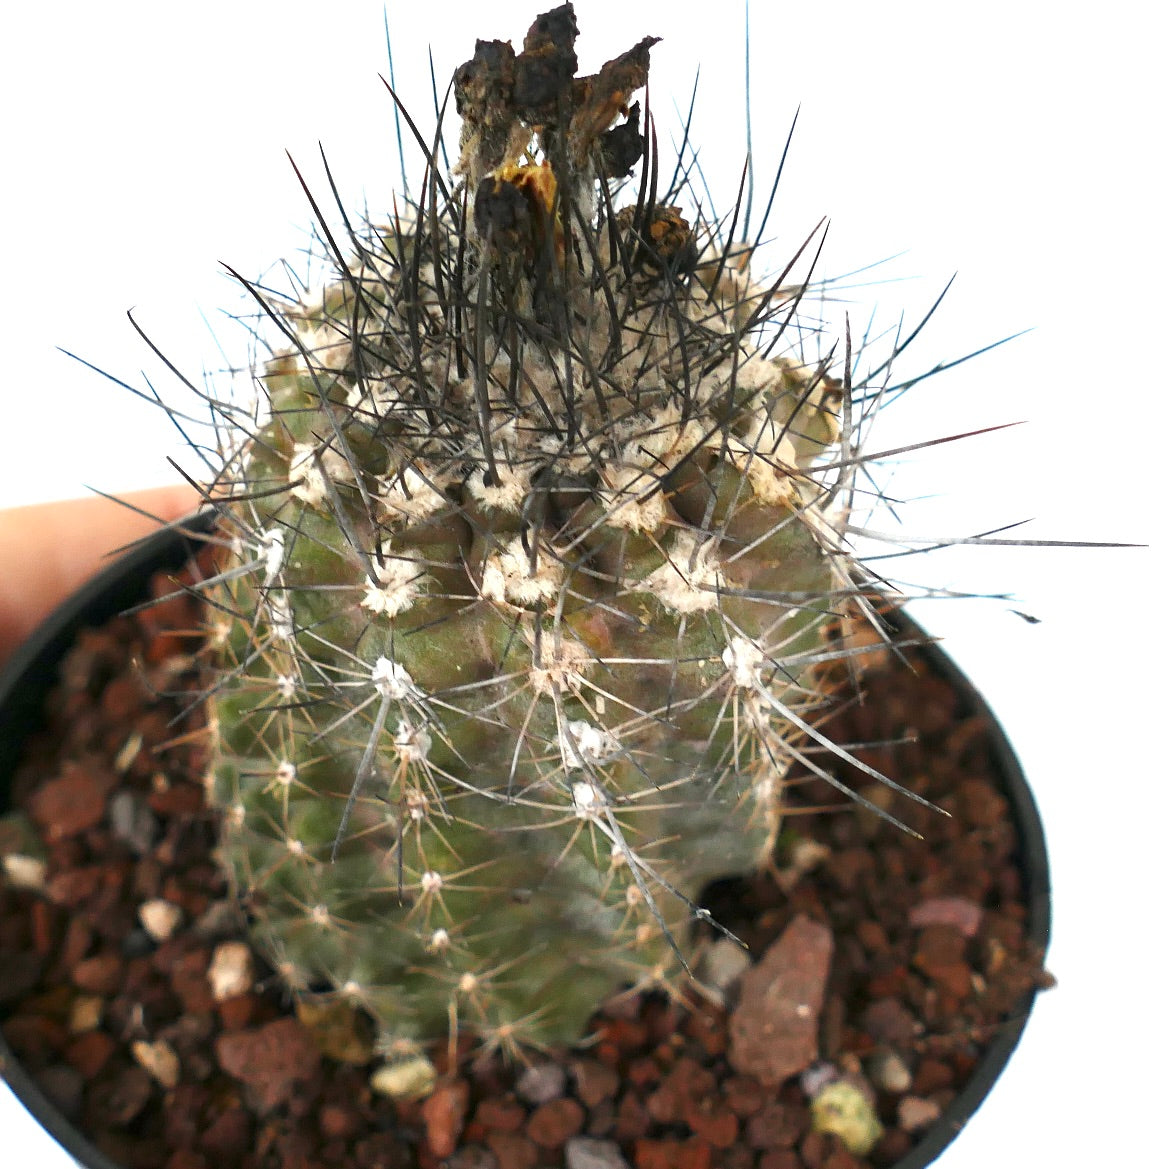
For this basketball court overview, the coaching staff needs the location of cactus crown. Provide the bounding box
[184,2,937,1064]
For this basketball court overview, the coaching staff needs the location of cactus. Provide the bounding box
[200,2,930,1060]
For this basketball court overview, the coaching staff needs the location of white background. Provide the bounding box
[1,2,1164,1165]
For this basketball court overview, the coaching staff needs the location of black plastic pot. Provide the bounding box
[0,518,1051,1169]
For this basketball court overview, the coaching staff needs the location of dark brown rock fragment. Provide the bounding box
[729,914,833,1086]
[214,1017,322,1114]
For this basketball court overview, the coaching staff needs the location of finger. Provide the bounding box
[0,484,203,665]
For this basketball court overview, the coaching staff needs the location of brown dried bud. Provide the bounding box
[514,4,580,118]
[599,101,643,177]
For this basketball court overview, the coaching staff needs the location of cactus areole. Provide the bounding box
[206,3,926,1058]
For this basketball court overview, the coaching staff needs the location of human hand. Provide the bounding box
[0,485,202,668]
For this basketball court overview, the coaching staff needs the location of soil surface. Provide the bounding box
[0,558,1052,1169]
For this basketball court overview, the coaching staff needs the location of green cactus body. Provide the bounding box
[206,3,868,1054]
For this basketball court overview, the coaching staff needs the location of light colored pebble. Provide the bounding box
[109,789,157,855]
[113,733,144,774]
[2,854,47,892]
[138,898,183,941]
[565,1136,631,1169]
[69,994,105,1034]
[867,1048,913,1094]
[800,1060,839,1098]
[132,1039,181,1089]
[908,895,983,939]
[898,1094,943,1133]
[517,1061,567,1104]
[810,1079,884,1157]
[370,1055,438,1100]
[0,813,47,884]
[698,937,752,995]
[207,940,255,1001]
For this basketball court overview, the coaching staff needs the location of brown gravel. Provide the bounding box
[26,761,118,843]
[730,914,833,1086]
[0,559,1053,1168]
[214,1017,324,1114]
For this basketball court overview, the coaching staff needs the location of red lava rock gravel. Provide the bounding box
[0,562,1052,1167]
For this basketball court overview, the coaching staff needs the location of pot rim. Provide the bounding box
[0,513,1050,1169]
